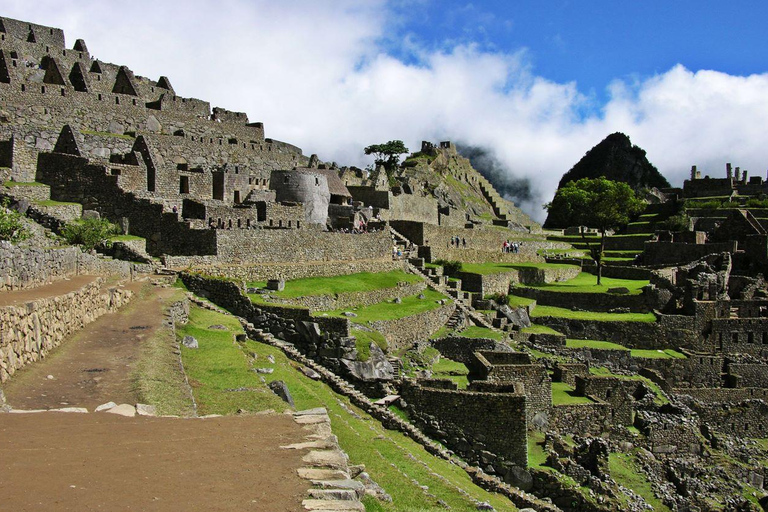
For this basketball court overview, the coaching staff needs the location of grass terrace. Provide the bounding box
[431,356,470,389]
[609,452,671,511]
[2,180,48,187]
[456,325,506,341]
[247,270,422,299]
[319,288,448,323]
[525,272,648,294]
[631,348,686,359]
[530,305,657,322]
[589,367,669,405]
[566,339,628,350]
[33,199,81,207]
[522,324,563,335]
[110,234,145,242]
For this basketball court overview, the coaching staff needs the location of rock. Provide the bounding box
[47,375,54,380]
[476,502,494,510]
[108,120,124,135]
[418,294,425,299]
[145,115,162,133]
[393,297,401,304]
[136,403,157,416]
[94,401,117,412]
[255,368,274,374]
[300,366,322,380]
[182,335,198,349]
[266,279,285,291]
[267,355,275,364]
[498,304,531,328]
[608,287,630,295]
[104,403,136,417]
[0,389,5,406]
[208,324,227,330]
[82,210,101,220]
[342,312,357,317]
[343,344,395,381]
[92,147,111,159]
[268,380,295,408]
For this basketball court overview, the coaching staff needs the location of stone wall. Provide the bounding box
[642,241,738,266]
[0,277,133,382]
[548,402,611,436]
[370,301,455,352]
[728,363,768,388]
[400,379,528,470]
[674,387,768,402]
[637,412,702,455]
[459,265,581,296]
[171,259,405,282]
[710,317,768,357]
[694,400,768,438]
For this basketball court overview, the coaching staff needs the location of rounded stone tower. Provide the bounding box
[270,169,330,226]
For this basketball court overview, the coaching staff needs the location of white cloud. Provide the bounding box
[4,1,768,222]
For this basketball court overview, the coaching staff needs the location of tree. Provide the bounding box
[364,140,409,172]
[544,177,645,285]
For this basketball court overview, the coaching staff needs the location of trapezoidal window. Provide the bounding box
[179,176,190,194]
[234,191,241,204]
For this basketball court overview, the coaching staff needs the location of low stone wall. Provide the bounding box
[2,183,51,201]
[167,258,404,282]
[370,301,456,352]
[431,336,513,365]
[0,277,133,382]
[459,265,581,297]
[265,281,426,312]
[582,265,651,281]
[513,287,651,313]
[673,387,768,402]
[0,243,137,291]
[400,379,528,470]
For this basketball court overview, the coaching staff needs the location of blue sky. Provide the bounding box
[6,0,768,222]
[387,1,767,103]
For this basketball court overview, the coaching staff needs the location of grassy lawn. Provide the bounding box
[457,325,505,340]
[319,289,448,323]
[247,270,422,299]
[3,180,48,187]
[522,324,562,335]
[432,357,469,389]
[526,272,648,294]
[566,339,628,351]
[498,294,535,307]
[179,305,289,415]
[551,381,594,405]
[630,348,687,359]
[531,305,657,322]
[527,430,548,468]
[351,329,388,361]
[179,304,518,511]
[462,261,579,275]
[609,452,671,511]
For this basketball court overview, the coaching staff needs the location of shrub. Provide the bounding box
[61,217,119,250]
[0,198,30,243]
[661,213,691,232]
[434,259,462,275]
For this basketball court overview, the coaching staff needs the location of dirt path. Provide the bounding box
[0,412,308,512]
[3,281,176,411]
[0,275,99,307]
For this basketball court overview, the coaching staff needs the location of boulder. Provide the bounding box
[266,279,285,291]
[343,343,395,381]
[268,380,295,408]
[182,335,198,349]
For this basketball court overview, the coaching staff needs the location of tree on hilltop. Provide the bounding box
[364,140,409,172]
[544,177,645,285]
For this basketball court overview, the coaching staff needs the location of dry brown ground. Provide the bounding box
[0,412,308,512]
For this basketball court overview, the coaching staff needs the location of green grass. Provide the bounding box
[526,272,648,295]
[319,289,449,323]
[531,305,657,322]
[457,325,505,340]
[630,348,687,359]
[247,270,422,299]
[462,261,578,275]
[110,234,145,242]
[551,381,594,405]
[429,325,452,340]
[352,329,388,361]
[33,199,81,207]
[179,305,289,415]
[566,339,628,350]
[522,324,562,335]
[527,430,548,468]
[432,357,469,389]
[132,286,196,417]
[609,452,671,511]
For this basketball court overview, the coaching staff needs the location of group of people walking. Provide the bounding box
[502,240,521,253]
[450,236,467,248]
